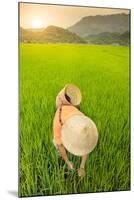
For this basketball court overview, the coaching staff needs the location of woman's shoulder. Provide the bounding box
[62,104,77,109]
[62,105,80,112]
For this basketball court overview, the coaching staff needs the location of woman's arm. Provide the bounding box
[78,154,88,177]
[80,154,88,169]
[57,144,74,169]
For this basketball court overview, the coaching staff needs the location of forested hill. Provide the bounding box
[68,13,129,37]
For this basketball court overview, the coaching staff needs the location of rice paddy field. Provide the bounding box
[19,43,130,197]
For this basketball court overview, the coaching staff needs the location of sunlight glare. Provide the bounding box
[32,19,43,29]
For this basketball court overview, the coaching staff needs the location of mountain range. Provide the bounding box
[68,13,129,37]
[20,13,130,45]
[20,26,86,44]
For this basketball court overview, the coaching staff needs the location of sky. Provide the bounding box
[20,3,129,29]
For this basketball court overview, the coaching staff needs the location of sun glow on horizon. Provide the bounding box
[31,19,43,29]
[20,3,129,29]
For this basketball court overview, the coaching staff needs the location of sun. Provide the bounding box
[31,19,43,29]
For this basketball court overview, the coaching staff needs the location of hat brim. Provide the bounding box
[61,114,98,156]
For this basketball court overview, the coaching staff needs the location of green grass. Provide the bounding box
[19,43,130,197]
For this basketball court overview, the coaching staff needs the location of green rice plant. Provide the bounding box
[19,43,130,197]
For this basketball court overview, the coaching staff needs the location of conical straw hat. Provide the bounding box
[56,84,82,108]
[61,114,98,156]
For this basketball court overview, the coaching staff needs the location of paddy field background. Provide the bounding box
[19,43,130,197]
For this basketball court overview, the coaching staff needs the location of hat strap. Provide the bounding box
[59,105,63,126]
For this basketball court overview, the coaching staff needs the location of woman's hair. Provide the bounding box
[65,93,80,109]
[65,93,71,103]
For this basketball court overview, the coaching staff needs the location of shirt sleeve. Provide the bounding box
[53,110,62,145]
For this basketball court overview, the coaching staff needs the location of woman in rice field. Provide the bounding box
[53,84,98,177]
